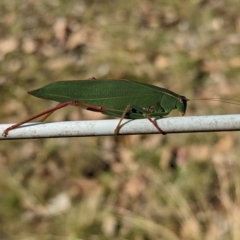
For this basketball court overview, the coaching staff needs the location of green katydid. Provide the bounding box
[2,79,239,136]
[2,79,187,136]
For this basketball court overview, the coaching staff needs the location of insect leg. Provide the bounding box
[113,105,168,135]
[124,106,168,134]
[2,101,103,136]
[114,104,131,135]
[3,102,75,136]
[39,102,63,122]
[146,115,166,135]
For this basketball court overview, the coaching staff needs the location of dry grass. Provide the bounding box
[1,0,240,239]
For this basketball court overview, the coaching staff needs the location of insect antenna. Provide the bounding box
[189,98,240,106]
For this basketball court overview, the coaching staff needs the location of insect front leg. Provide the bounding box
[145,115,166,135]
[126,105,171,134]
[144,110,172,134]
[113,105,169,135]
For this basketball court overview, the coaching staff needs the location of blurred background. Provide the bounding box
[1,0,240,239]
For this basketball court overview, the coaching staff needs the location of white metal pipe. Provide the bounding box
[1,114,240,140]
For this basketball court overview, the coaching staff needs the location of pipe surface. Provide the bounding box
[1,115,240,140]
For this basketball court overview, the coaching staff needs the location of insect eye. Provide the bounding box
[179,96,186,103]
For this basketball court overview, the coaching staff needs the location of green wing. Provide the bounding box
[29,79,181,113]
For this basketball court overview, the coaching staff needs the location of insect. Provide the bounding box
[4,78,234,137]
